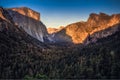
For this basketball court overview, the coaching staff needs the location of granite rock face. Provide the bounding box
[52,13,120,44]
[7,7,48,42]
[10,7,40,21]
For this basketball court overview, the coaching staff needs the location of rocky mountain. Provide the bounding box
[0,7,48,48]
[7,7,48,42]
[52,13,120,44]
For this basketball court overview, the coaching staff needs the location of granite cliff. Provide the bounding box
[7,7,48,42]
[52,13,120,44]
[0,7,48,48]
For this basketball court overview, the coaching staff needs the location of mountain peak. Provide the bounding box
[8,7,40,21]
[99,12,109,16]
[88,12,110,21]
[89,13,98,17]
[89,12,109,17]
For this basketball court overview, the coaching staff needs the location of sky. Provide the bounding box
[0,0,120,28]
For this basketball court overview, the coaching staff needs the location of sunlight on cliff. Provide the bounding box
[11,7,40,21]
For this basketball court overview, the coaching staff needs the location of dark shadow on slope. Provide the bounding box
[49,28,74,47]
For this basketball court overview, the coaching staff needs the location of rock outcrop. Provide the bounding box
[7,7,48,42]
[52,13,120,44]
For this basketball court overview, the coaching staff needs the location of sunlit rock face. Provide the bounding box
[10,7,40,21]
[7,7,48,42]
[53,13,120,44]
[87,13,120,34]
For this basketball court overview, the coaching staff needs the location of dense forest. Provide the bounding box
[0,19,120,79]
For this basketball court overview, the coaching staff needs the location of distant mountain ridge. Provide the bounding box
[1,6,120,45]
[47,26,64,34]
[51,13,120,44]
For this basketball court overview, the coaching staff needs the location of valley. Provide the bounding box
[0,7,120,79]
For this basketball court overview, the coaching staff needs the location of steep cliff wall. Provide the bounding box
[7,7,48,42]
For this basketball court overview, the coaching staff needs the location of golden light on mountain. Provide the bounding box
[52,13,120,44]
[10,7,40,21]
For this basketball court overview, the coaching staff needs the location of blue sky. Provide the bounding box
[0,0,120,28]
